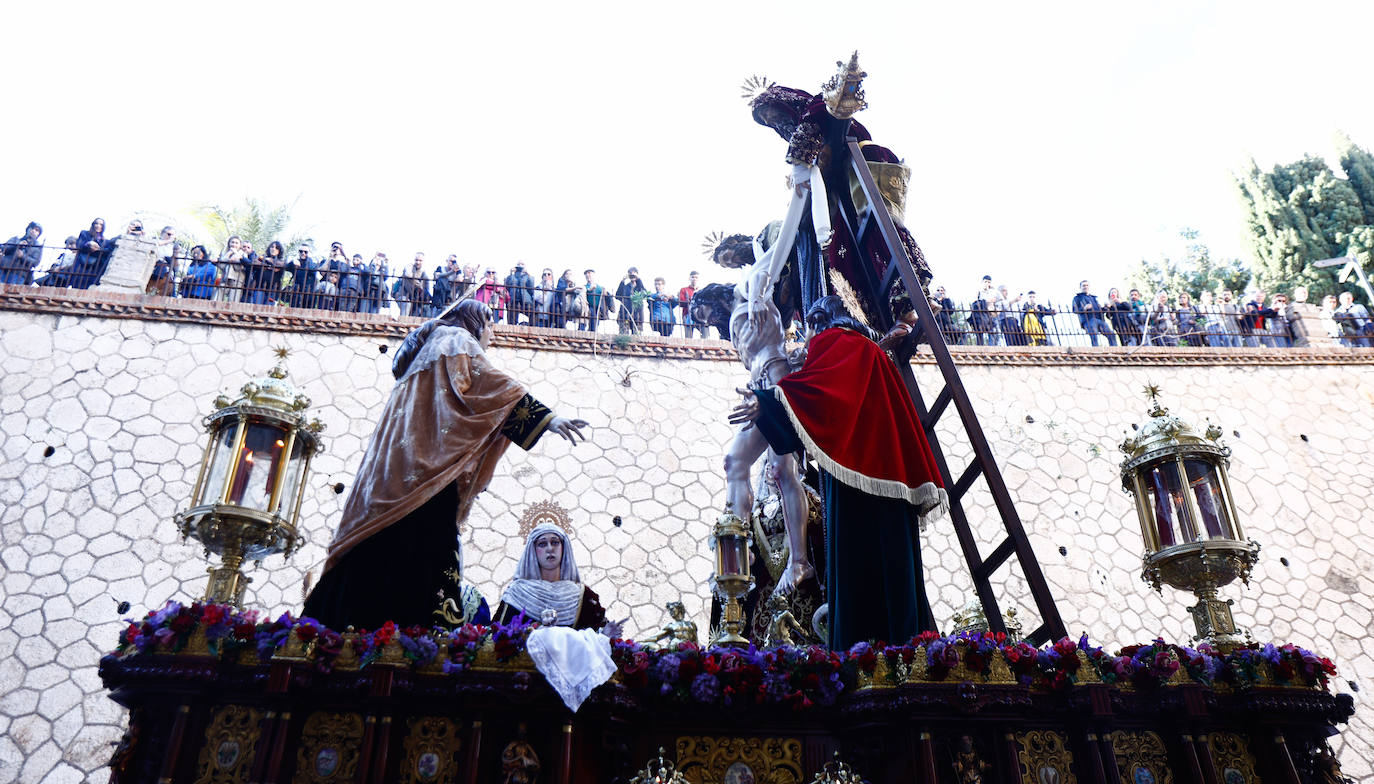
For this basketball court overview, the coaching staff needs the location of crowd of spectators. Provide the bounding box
[5,218,1374,347]
[929,275,1374,349]
[0,218,710,337]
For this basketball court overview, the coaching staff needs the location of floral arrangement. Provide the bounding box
[611,640,845,710]
[115,602,1338,704]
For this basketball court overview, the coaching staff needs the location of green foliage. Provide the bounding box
[188,197,309,256]
[1125,229,1251,300]
[1338,133,1374,226]
[1235,142,1374,300]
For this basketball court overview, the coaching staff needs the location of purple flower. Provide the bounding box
[690,672,721,703]
[760,671,792,702]
[149,601,183,628]
[399,632,439,666]
[653,653,682,686]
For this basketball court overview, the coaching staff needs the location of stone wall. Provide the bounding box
[2,291,1373,782]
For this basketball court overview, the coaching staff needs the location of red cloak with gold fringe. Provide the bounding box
[773,328,946,513]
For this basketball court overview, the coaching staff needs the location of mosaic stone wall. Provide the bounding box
[2,304,1373,782]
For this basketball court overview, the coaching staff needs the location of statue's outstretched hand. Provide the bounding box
[600,618,626,639]
[727,387,759,431]
[878,322,913,353]
[549,416,590,444]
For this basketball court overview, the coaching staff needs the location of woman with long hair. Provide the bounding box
[70,218,110,289]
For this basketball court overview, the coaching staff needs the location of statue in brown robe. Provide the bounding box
[303,300,587,630]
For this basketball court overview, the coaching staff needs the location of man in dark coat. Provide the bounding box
[0,222,43,285]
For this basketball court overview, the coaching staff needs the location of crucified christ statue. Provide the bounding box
[692,227,817,594]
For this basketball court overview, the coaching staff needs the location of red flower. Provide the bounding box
[295,623,319,643]
[373,621,397,647]
[233,622,257,641]
[203,605,226,626]
[170,613,195,634]
[678,655,701,681]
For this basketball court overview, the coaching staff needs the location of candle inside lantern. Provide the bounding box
[1147,462,1191,546]
[226,423,288,511]
[1184,459,1227,539]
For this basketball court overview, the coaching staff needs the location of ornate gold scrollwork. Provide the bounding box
[1109,731,1173,784]
[1014,730,1077,784]
[674,736,804,784]
[293,712,364,784]
[1207,732,1260,784]
[193,705,262,784]
[401,717,463,783]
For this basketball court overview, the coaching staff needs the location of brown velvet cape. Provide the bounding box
[323,326,528,573]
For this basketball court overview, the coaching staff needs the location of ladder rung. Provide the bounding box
[973,538,1016,580]
[952,461,983,501]
[922,386,952,431]
[1025,623,1054,646]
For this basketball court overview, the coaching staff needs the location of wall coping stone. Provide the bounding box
[4,283,1373,367]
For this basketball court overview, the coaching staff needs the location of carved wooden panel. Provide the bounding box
[1109,731,1173,784]
[193,705,262,784]
[1014,730,1077,784]
[400,717,463,783]
[293,711,364,783]
[674,736,804,784]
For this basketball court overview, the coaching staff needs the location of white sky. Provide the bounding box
[4,0,1371,306]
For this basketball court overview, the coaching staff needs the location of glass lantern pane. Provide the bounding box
[1183,459,1230,539]
[203,423,240,505]
[226,423,288,512]
[717,535,746,577]
[274,437,307,518]
[1147,462,1192,546]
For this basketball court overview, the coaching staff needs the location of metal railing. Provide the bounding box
[2,240,717,338]
[929,304,1349,348]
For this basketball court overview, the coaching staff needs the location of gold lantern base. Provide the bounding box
[711,587,750,648]
[205,560,252,607]
[1186,586,1248,653]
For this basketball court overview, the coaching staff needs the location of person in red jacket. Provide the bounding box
[678,271,701,338]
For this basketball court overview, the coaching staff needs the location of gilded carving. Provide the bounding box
[401,717,463,783]
[293,712,364,784]
[193,705,262,784]
[1109,731,1173,784]
[518,499,574,539]
[1014,730,1077,784]
[501,725,541,784]
[1207,732,1261,784]
[674,736,804,784]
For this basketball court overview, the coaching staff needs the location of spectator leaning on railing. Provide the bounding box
[1,222,43,285]
[182,246,216,299]
[1071,280,1116,347]
[1146,291,1178,347]
[1105,288,1138,346]
[1175,292,1202,347]
[969,275,996,345]
[1244,290,1279,348]
[1022,291,1056,346]
[932,285,960,344]
[1335,291,1373,347]
[71,218,112,289]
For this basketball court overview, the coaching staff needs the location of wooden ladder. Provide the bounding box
[829,136,1068,645]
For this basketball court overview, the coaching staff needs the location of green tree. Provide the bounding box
[1125,228,1251,299]
[1337,132,1374,226]
[188,197,309,256]
[1235,148,1374,299]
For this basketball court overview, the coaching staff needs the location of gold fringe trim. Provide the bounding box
[772,388,949,531]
